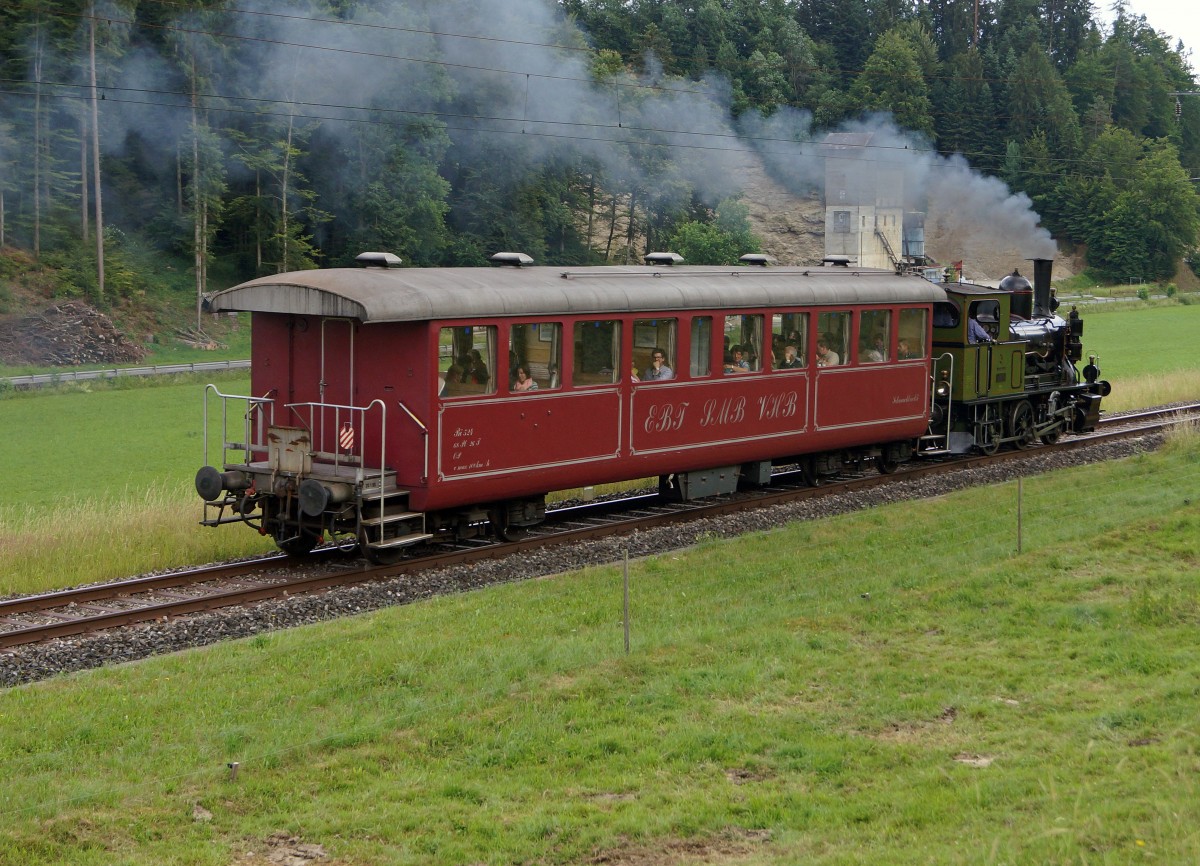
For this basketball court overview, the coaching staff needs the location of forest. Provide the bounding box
[0,0,1198,314]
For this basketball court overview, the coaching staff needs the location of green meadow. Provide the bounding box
[0,430,1198,864]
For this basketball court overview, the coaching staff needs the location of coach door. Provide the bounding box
[318,318,355,407]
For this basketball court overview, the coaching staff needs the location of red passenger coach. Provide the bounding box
[196,254,946,559]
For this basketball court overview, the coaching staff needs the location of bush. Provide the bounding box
[1137,286,1150,301]
[1165,283,1177,298]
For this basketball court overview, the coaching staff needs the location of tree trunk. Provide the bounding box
[80,117,89,243]
[89,7,105,302]
[192,59,203,331]
[33,15,42,259]
[605,193,618,261]
[586,173,595,254]
[280,113,295,273]
[255,169,262,273]
[176,142,183,216]
[624,188,638,264]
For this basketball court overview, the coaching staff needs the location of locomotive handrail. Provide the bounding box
[203,384,276,468]
[930,352,954,450]
[395,400,429,484]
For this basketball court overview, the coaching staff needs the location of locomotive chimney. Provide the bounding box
[1032,258,1054,318]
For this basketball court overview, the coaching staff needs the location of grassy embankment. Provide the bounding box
[0,425,1198,864]
[2,301,1199,596]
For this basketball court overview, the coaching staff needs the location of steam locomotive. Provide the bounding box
[194,253,1108,559]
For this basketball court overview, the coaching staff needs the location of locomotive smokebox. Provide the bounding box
[1032,258,1054,318]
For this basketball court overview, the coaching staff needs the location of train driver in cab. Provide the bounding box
[968,312,993,344]
[643,348,674,381]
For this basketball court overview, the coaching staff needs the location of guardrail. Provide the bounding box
[1,359,251,389]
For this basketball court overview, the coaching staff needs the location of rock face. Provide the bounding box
[0,301,147,366]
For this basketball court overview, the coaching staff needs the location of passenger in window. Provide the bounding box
[643,349,674,381]
[778,344,803,369]
[723,348,750,374]
[862,333,886,362]
[468,349,490,383]
[630,364,641,383]
[898,338,918,359]
[816,336,840,367]
[512,366,537,392]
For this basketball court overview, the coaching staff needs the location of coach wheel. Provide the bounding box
[276,529,321,556]
[1008,401,1036,450]
[876,455,899,475]
[490,506,528,542]
[362,543,407,566]
[802,457,822,487]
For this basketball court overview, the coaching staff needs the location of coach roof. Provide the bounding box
[204,265,947,323]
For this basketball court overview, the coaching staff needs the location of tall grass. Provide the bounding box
[0,483,272,596]
[1102,369,1200,412]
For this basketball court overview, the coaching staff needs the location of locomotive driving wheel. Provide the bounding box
[974,411,1002,456]
[1008,401,1036,450]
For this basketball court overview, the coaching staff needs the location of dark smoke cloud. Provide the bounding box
[78,0,1057,259]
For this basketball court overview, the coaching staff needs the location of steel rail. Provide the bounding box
[1,409,1192,650]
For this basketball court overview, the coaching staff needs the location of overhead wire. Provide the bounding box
[0,75,1167,185]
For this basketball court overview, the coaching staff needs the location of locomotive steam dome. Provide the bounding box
[998,269,1031,293]
[1001,268,1034,320]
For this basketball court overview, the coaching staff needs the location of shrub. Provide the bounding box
[1165,283,1177,298]
[1137,286,1150,301]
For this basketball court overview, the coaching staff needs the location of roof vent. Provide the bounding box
[355,252,403,268]
[822,255,852,267]
[490,252,534,267]
[739,254,775,267]
[644,252,684,266]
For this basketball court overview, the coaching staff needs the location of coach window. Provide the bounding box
[510,322,561,391]
[438,325,497,398]
[772,312,808,371]
[573,319,621,386]
[858,310,891,363]
[722,314,764,373]
[690,316,712,377]
[898,308,927,359]
[633,318,676,382]
[816,311,850,366]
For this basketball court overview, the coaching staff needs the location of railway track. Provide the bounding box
[2,403,1195,651]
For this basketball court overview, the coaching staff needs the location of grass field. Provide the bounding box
[1,431,1197,864]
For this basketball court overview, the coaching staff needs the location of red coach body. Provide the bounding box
[198,258,946,557]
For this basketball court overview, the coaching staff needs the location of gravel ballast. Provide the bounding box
[0,436,1158,687]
